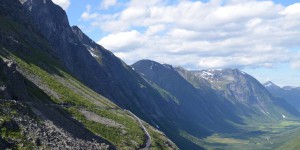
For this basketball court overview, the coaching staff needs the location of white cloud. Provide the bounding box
[145,25,165,35]
[98,30,146,52]
[129,0,161,7]
[79,0,300,70]
[52,0,71,10]
[291,61,300,69]
[80,5,100,21]
[101,0,118,9]
[282,3,300,15]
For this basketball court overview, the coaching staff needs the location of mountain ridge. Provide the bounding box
[133,60,299,121]
[264,81,300,111]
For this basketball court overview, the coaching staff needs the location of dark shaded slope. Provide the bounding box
[19,0,177,123]
[132,60,243,133]
[264,82,300,111]
[0,0,178,149]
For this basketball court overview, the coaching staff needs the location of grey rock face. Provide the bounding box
[0,58,29,101]
[0,100,110,150]
[18,0,169,117]
[188,68,299,119]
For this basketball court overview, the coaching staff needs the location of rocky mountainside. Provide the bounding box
[264,81,282,90]
[0,0,178,149]
[133,60,299,124]
[20,0,170,119]
[132,60,243,132]
[183,69,299,122]
[0,57,112,149]
[264,81,300,111]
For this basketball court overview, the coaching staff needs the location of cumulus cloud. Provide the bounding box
[80,5,99,21]
[81,0,300,69]
[100,0,118,9]
[99,30,146,52]
[282,3,300,15]
[52,0,71,10]
[145,25,165,35]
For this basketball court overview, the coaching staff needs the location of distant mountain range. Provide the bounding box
[264,81,300,111]
[0,0,299,149]
[133,60,299,123]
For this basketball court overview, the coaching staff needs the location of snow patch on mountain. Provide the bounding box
[163,64,173,69]
[264,81,275,87]
[198,71,215,80]
[84,44,99,58]
[282,114,286,119]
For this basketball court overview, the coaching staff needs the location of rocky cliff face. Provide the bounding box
[19,0,174,120]
[191,69,271,104]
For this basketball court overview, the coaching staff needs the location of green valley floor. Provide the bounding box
[180,118,300,150]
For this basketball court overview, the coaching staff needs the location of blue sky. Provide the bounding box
[52,0,300,87]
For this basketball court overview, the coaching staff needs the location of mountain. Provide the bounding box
[0,0,178,149]
[263,81,282,90]
[132,60,300,148]
[133,60,299,123]
[264,81,300,111]
[132,60,243,132]
[183,69,299,122]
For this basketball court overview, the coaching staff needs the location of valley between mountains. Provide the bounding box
[1,0,300,150]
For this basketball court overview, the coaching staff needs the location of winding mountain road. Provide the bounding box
[125,110,151,150]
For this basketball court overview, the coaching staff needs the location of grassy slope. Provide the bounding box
[0,15,177,150]
[277,136,300,150]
